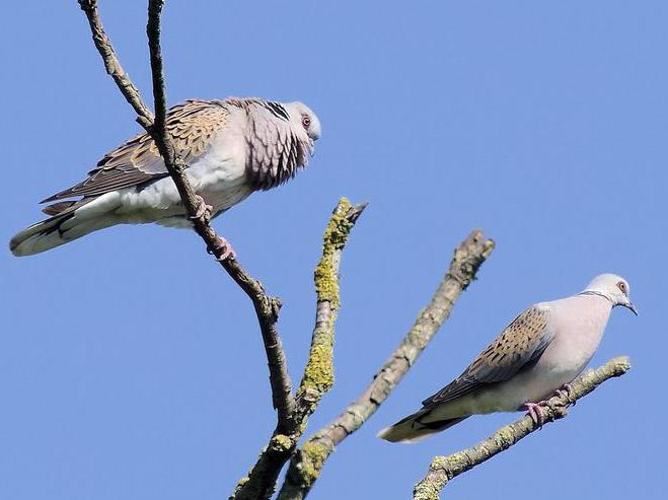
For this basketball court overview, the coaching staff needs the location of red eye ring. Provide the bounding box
[302,115,311,128]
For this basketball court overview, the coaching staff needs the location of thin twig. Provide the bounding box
[232,199,366,500]
[277,230,495,500]
[413,356,632,500]
[77,0,294,426]
[78,0,153,127]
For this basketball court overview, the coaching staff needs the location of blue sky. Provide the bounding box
[1,1,666,499]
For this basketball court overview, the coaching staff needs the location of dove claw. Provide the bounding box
[524,402,547,428]
[555,383,575,404]
[208,235,235,261]
[190,195,213,223]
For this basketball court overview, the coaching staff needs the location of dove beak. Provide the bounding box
[623,301,639,316]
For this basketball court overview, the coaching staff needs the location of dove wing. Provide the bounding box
[422,305,555,408]
[41,100,229,204]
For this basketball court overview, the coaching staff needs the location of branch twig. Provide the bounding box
[294,199,367,420]
[277,230,495,499]
[78,4,368,497]
[232,199,366,500]
[77,0,294,426]
[78,0,154,127]
[413,356,632,500]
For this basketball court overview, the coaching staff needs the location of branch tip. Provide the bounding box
[232,198,364,500]
[278,229,494,499]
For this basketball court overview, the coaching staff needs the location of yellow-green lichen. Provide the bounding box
[436,452,468,475]
[494,427,515,448]
[412,456,453,500]
[314,197,355,309]
[300,332,334,395]
[413,482,440,500]
[270,434,294,452]
[299,441,331,486]
[430,456,450,471]
[233,475,250,494]
[314,254,340,308]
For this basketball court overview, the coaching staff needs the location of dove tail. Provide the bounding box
[10,198,119,256]
[377,409,468,443]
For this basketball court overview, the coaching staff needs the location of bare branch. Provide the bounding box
[232,198,366,500]
[77,0,294,427]
[78,0,154,128]
[413,356,632,500]
[278,230,495,500]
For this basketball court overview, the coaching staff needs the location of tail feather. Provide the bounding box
[377,409,468,443]
[41,200,80,216]
[10,210,117,257]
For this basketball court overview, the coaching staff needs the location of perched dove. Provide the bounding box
[378,274,637,443]
[10,97,320,256]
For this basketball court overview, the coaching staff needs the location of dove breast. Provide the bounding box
[115,109,252,226]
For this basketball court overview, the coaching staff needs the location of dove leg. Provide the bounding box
[188,195,235,261]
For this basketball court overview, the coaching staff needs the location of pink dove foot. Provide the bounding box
[554,383,575,404]
[208,235,236,261]
[524,402,548,428]
[190,195,213,223]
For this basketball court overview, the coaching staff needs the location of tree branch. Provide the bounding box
[232,198,366,500]
[78,0,154,128]
[294,199,367,421]
[413,356,632,500]
[77,0,294,426]
[278,230,495,500]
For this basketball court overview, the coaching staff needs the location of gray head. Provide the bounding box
[284,101,321,148]
[582,273,637,315]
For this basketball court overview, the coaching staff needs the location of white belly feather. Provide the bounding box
[112,134,252,227]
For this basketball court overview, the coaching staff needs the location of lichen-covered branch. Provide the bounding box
[413,356,631,500]
[77,0,294,426]
[232,199,366,500]
[294,199,367,420]
[278,230,495,500]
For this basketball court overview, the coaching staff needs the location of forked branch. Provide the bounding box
[278,230,495,499]
[77,0,294,429]
[232,199,366,500]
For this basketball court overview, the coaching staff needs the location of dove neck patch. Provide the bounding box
[263,101,290,121]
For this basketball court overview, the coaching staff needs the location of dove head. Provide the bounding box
[285,101,321,145]
[583,274,637,315]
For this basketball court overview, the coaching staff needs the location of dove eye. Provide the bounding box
[301,115,311,129]
[617,281,627,294]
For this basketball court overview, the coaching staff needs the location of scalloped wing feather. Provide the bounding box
[422,306,555,408]
[41,99,230,203]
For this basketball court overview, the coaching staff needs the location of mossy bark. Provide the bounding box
[232,198,365,500]
[278,230,495,500]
